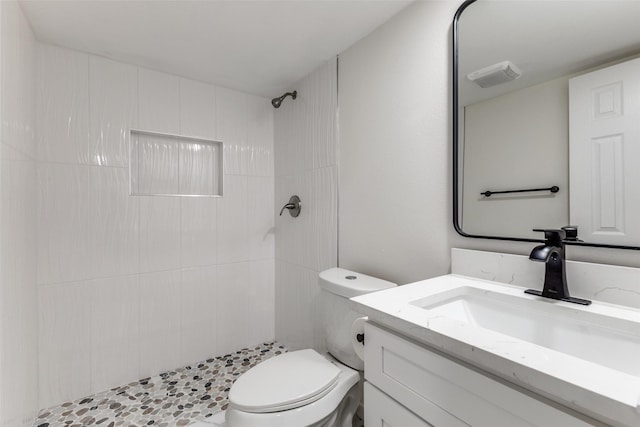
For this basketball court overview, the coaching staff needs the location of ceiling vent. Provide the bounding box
[467,61,522,88]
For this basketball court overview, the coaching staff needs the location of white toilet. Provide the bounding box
[224,268,396,427]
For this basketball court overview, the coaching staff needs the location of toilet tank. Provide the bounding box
[318,268,397,371]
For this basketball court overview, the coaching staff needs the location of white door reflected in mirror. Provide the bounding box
[569,57,640,245]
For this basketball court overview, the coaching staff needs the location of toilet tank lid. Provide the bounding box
[318,268,397,298]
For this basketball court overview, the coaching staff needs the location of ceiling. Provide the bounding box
[458,1,640,106]
[20,0,412,98]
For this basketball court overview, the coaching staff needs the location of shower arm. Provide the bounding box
[271,91,297,108]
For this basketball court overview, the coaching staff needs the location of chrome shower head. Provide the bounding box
[271,91,297,108]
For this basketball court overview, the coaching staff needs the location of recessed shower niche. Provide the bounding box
[129,129,224,197]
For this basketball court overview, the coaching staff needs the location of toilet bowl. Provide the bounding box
[225,268,396,427]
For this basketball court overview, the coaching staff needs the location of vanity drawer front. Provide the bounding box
[364,381,436,427]
[364,323,594,427]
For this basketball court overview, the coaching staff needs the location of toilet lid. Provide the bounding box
[229,349,341,413]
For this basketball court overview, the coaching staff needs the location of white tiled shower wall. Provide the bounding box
[274,59,338,352]
[36,43,275,409]
[0,2,38,425]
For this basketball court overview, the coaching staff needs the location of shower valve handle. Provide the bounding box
[279,195,301,218]
[279,203,295,215]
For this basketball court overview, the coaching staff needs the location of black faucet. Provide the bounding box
[524,229,591,305]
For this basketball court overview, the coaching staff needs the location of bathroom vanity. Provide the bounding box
[350,250,640,427]
[362,323,595,427]
[371,0,639,424]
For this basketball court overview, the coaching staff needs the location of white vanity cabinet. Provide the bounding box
[363,323,600,427]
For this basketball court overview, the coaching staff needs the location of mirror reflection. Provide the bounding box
[456,0,640,247]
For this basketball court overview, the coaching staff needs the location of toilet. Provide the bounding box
[224,268,397,427]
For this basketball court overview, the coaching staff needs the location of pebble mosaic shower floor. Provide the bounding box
[34,342,286,427]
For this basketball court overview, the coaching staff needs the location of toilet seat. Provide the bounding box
[229,349,341,413]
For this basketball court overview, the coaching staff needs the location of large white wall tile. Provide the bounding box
[138,68,180,133]
[1,1,36,159]
[274,260,318,351]
[139,196,181,273]
[180,266,218,365]
[217,262,250,354]
[38,282,92,409]
[273,107,289,178]
[179,140,218,196]
[180,78,216,139]
[89,166,139,278]
[37,163,90,285]
[249,260,275,345]
[178,79,219,196]
[247,95,274,177]
[132,134,180,195]
[311,166,337,271]
[1,149,38,424]
[216,87,248,175]
[180,196,217,268]
[276,59,337,174]
[248,176,274,261]
[308,58,337,170]
[274,174,296,262]
[135,69,181,195]
[36,44,89,164]
[89,56,138,167]
[1,147,36,293]
[90,275,140,392]
[139,270,181,378]
[275,171,314,269]
[0,3,38,423]
[217,175,249,264]
[274,94,310,176]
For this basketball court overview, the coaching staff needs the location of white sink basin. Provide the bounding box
[410,286,640,377]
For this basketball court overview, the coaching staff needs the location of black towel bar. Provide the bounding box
[481,186,559,197]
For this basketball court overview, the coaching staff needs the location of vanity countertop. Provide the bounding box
[350,274,640,427]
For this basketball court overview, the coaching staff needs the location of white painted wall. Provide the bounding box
[338,1,455,285]
[35,44,275,409]
[274,59,338,352]
[462,77,569,239]
[0,2,38,426]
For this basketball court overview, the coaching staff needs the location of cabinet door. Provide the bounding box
[365,323,598,427]
[364,382,439,427]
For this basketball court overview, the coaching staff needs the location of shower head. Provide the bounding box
[271,91,297,108]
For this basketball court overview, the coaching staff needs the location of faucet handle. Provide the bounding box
[561,225,582,242]
[532,228,566,245]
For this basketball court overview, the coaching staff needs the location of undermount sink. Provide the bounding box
[410,286,640,377]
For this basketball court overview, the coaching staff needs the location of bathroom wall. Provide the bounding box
[274,59,338,352]
[36,44,275,409]
[338,1,455,285]
[463,77,569,238]
[0,2,38,426]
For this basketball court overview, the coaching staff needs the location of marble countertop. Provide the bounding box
[350,274,640,427]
